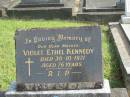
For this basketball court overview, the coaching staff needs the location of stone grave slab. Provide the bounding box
[84,0,116,9]
[15,26,103,91]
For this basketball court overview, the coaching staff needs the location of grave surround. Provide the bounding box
[109,22,130,96]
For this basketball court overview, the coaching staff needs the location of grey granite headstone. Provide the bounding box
[5,26,111,97]
[15,26,103,91]
[20,0,61,4]
[84,0,116,9]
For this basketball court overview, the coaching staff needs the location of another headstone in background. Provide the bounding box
[6,0,72,19]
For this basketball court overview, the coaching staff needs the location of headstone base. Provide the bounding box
[14,3,64,8]
[5,79,111,97]
[121,15,130,24]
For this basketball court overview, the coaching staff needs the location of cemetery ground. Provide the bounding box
[0,18,124,91]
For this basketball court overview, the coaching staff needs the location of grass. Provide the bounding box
[0,19,124,91]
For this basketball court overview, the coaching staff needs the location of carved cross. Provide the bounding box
[25,58,34,77]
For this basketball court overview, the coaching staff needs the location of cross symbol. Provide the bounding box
[25,57,34,77]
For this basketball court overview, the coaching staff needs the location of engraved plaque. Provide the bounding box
[16,26,103,90]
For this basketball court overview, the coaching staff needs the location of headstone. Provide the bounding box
[6,26,111,97]
[7,0,73,19]
[121,0,130,23]
[16,26,103,90]
[84,0,116,9]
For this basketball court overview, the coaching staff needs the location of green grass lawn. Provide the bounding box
[0,19,124,91]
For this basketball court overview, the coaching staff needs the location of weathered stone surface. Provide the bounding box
[0,8,8,17]
[0,0,20,17]
[16,82,103,91]
[77,11,124,23]
[111,88,129,97]
[72,0,81,16]
[5,80,111,97]
[124,0,130,17]
[121,15,130,24]
[0,0,20,8]
[4,88,130,97]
